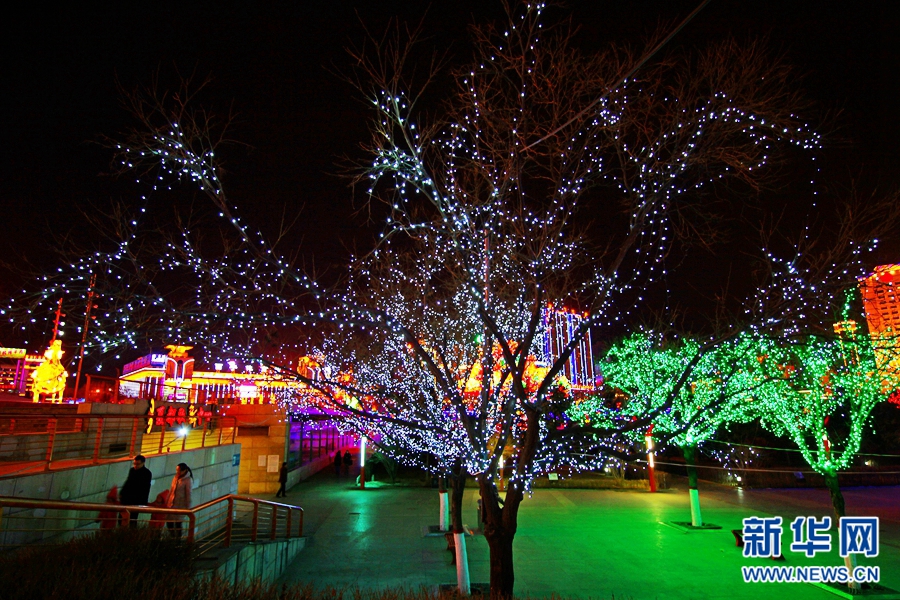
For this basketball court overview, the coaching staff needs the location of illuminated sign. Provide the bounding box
[149,402,213,429]
[123,353,168,375]
[238,383,258,398]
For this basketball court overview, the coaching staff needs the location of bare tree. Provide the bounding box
[331,5,824,595]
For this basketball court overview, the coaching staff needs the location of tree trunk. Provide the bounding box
[454,532,471,595]
[823,470,845,519]
[450,464,470,594]
[439,473,449,531]
[485,526,515,599]
[477,408,539,600]
[478,474,518,600]
[824,470,859,590]
[439,490,450,531]
[450,465,467,533]
[683,444,703,527]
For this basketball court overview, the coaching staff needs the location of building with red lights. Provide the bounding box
[859,265,900,377]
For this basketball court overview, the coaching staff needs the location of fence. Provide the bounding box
[288,421,356,470]
[0,494,302,556]
[0,413,237,473]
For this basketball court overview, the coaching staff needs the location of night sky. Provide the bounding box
[1,1,899,299]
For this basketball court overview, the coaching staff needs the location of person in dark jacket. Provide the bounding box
[342,450,352,476]
[333,451,342,476]
[119,455,152,527]
[276,462,288,497]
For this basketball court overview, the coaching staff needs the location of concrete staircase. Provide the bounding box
[193,513,306,585]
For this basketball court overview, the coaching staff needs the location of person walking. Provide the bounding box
[165,463,192,539]
[119,455,152,527]
[333,451,342,476]
[342,450,352,476]
[276,462,288,498]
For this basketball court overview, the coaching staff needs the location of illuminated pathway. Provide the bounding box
[274,472,900,599]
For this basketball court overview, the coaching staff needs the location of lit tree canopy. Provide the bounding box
[749,309,890,522]
[569,331,766,448]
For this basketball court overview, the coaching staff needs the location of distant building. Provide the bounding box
[0,347,44,396]
[542,305,594,389]
[119,347,347,494]
[859,265,900,399]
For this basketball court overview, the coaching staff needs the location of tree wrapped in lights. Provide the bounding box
[743,308,890,592]
[752,315,888,520]
[569,331,768,527]
[7,4,877,598]
[327,6,828,593]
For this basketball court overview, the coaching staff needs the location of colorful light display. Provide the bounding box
[859,264,900,400]
[2,3,881,597]
[570,330,773,524]
[542,306,594,389]
[575,300,889,523]
[119,348,326,406]
[572,299,892,521]
[751,323,888,518]
[569,331,765,448]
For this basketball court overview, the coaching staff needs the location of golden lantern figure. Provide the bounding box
[30,340,68,403]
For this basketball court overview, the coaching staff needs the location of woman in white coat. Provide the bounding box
[166,463,192,539]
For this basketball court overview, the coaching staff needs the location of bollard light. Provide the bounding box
[359,435,367,488]
[645,428,656,493]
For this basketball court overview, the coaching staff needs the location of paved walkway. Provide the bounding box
[266,471,900,599]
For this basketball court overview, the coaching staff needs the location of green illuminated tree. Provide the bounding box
[569,331,767,526]
[753,322,888,520]
[572,317,890,530]
[743,310,891,591]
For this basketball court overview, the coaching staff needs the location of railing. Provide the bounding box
[0,494,303,555]
[0,414,237,474]
[118,378,283,406]
[74,374,121,403]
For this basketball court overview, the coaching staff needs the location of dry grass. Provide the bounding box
[0,530,470,600]
[0,529,611,600]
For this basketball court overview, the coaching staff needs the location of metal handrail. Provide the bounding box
[0,493,303,551]
[222,495,305,544]
[0,413,238,473]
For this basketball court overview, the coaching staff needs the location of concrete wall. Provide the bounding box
[197,537,306,587]
[224,404,289,495]
[0,443,241,546]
